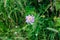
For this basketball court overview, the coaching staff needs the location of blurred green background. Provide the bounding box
[0,0,60,40]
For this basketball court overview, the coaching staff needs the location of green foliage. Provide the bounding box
[0,0,60,40]
[55,0,60,11]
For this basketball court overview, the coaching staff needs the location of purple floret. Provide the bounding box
[26,15,34,24]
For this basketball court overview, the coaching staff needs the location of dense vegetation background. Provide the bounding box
[0,0,60,40]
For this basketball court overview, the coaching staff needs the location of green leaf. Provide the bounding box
[55,17,60,26]
[55,1,60,10]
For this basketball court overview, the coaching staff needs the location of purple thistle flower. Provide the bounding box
[26,15,34,24]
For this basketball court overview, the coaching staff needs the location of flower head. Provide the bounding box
[26,15,34,24]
